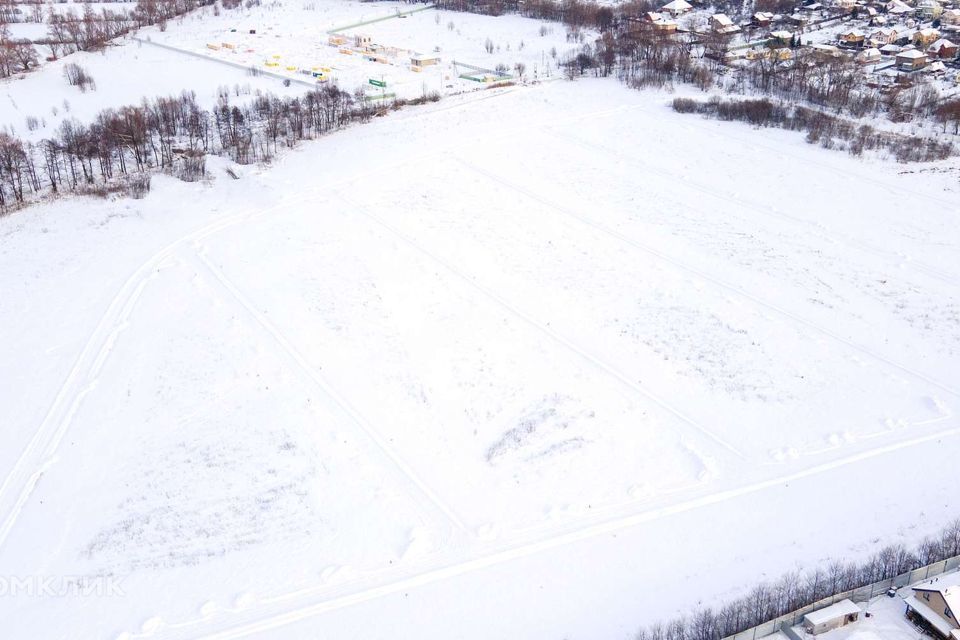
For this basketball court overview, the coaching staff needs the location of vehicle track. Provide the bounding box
[0,90,657,554]
[548,127,960,288]
[189,247,469,534]
[0,209,255,551]
[639,102,959,210]
[336,193,746,459]
[450,155,960,400]
[135,422,960,640]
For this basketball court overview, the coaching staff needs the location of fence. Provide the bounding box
[325,4,435,34]
[724,555,960,640]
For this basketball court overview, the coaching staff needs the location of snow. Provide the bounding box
[661,0,693,12]
[137,1,581,99]
[809,595,925,640]
[0,36,305,141]
[0,45,959,640]
[899,49,927,59]
[804,600,861,626]
[913,572,960,593]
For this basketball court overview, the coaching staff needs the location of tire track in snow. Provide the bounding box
[336,193,746,460]
[450,156,960,400]
[632,101,959,210]
[0,87,649,553]
[548,128,960,288]
[188,248,469,535]
[134,422,960,640]
[0,210,252,551]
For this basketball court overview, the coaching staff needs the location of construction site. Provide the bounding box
[146,0,577,99]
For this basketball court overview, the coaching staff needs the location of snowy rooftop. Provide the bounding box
[806,595,931,640]
[805,599,861,626]
[912,571,960,614]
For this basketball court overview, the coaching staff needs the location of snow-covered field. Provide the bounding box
[0,37,305,141]
[0,28,959,640]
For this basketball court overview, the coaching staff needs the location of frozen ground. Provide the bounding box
[0,78,958,640]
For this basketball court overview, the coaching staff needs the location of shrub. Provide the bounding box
[63,63,95,92]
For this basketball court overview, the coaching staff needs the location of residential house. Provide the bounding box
[905,574,960,639]
[897,46,929,68]
[660,0,692,15]
[643,12,679,31]
[753,11,775,26]
[857,46,883,62]
[870,27,899,46]
[839,28,867,47]
[913,27,941,47]
[928,38,959,59]
[916,0,943,19]
[711,13,741,33]
[886,0,913,15]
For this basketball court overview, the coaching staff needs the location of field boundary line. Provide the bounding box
[141,423,960,640]
[190,248,468,534]
[337,192,746,459]
[451,155,960,400]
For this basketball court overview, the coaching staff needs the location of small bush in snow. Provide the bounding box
[63,63,96,92]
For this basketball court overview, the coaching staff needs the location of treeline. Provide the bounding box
[43,0,213,59]
[633,517,960,640]
[0,0,216,79]
[0,83,376,209]
[434,0,622,31]
[671,96,954,162]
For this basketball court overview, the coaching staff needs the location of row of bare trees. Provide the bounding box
[0,0,215,79]
[0,23,39,75]
[0,84,373,209]
[671,96,953,161]
[634,518,960,640]
[42,5,133,57]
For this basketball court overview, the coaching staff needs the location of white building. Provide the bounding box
[802,599,861,636]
